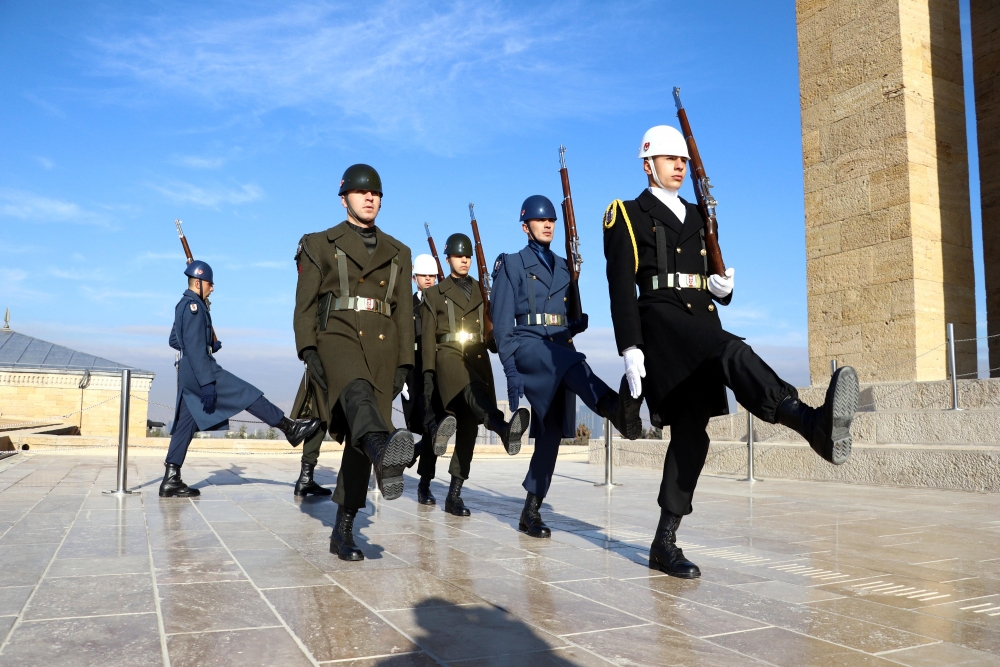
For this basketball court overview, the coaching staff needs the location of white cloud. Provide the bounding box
[34,156,55,170]
[0,189,110,227]
[147,181,263,207]
[174,155,226,169]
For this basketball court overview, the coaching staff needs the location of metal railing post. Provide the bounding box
[104,369,136,496]
[947,323,960,410]
[831,359,838,374]
[743,410,755,483]
[595,417,620,487]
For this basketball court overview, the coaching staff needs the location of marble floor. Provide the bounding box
[0,452,998,666]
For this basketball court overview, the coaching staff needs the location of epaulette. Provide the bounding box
[491,253,506,281]
[603,200,639,274]
[295,234,324,280]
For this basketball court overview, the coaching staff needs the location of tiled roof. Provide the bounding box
[0,330,154,376]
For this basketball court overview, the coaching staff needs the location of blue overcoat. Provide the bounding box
[168,289,263,433]
[491,247,584,438]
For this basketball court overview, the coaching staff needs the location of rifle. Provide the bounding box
[175,219,218,344]
[423,222,446,282]
[468,203,496,352]
[558,145,584,320]
[672,87,726,276]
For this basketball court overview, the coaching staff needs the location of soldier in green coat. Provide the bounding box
[421,233,530,516]
[293,164,415,562]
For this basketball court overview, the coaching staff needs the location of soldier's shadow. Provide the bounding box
[295,491,387,561]
[193,464,294,489]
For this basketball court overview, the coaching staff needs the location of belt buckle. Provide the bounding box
[359,297,374,311]
[678,273,696,289]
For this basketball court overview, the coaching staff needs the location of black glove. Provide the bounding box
[200,382,217,414]
[301,348,328,393]
[393,366,409,400]
[422,371,438,432]
[502,356,524,410]
[568,313,589,335]
[211,340,222,353]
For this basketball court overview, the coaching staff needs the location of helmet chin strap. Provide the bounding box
[646,157,669,190]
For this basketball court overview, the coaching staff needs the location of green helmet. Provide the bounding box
[444,233,473,257]
[338,164,383,196]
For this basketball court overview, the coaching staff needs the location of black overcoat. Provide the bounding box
[603,189,737,428]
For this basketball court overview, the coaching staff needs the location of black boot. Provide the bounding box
[518,492,551,538]
[293,461,331,497]
[360,429,414,500]
[649,510,700,578]
[329,505,364,561]
[487,407,530,456]
[158,463,200,498]
[417,476,436,505]
[277,416,322,447]
[596,377,643,440]
[776,366,858,465]
[429,415,457,456]
[444,476,470,516]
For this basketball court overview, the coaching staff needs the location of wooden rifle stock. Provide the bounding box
[174,219,218,344]
[423,222,446,282]
[468,204,496,352]
[558,145,584,320]
[672,88,726,276]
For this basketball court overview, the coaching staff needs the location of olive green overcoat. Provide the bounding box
[293,221,414,438]
[421,276,495,407]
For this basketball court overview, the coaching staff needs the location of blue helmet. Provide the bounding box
[183,260,214,284]
[519,195,557,222]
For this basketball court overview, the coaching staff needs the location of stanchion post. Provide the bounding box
[831,359,837,374]
[104,369,136,496]
[595,417,620,487]
[743,409,755,483]
[947,323,960,410]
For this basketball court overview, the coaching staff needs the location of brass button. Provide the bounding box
[549,337,554,341]
[676,247,682,253]
[686,303,692,309]
[708,305,715,312]
[379,333,385,340]
[359,277,365,283]
[477,354,482,359]
[476,319,480,323]
[568,338,573,343]
[563,297,567,302]
[532,275,538,280]
[700,249,707,256]
[379,280,386,286]
[359,330,364,336]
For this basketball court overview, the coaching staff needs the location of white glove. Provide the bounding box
[622,346,646,399]
[708,267,735,299]
[401,383,409,401]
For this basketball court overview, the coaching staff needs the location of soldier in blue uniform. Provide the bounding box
[490,196,643,537]
[165,260,321,497]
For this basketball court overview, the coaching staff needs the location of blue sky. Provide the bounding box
[0,1,988,424]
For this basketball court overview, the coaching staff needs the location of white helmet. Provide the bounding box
[413,253,438,276]
[637,125,689,159]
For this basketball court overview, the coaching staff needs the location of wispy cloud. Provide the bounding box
[0,188,110,227]
[173,155,226,169]
[23,92,65,118]
[0,268,53,302]
[34,156,55,170]
[148,181,263,207]
[80,285,174,302]
[89,1,633,153]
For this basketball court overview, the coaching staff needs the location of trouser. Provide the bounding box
[522,361,612,498]
[417,382,498,482]
[300,428,325,466]
[167,395,284,466]
[657,339,796,516]
[332,379,392,510]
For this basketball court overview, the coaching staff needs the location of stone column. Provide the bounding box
[797,0,976,383]
[972,0,1000,377]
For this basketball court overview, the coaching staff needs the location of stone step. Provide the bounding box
[780,377,1000,412]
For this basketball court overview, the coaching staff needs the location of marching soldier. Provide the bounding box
[491,196,642,538]
[603,125,859,579]
[421,234,529,516]
[166,261,321,497]
[401,253,447,505]
[293,164,415,561]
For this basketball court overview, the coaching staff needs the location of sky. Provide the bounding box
[0,0,989,426]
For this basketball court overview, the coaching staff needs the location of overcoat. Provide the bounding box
[603,189,737,427]
[421,276,494,408]
[168,289,263,432]
[491,246,584,437]
[293,221,414,438]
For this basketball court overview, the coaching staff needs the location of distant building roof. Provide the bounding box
[0,330,154,377]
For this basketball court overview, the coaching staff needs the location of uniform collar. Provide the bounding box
[183,289,207,306]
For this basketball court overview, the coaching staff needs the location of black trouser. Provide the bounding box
[332,379,392,510]
[300,428,325,467]
[418,381,499,482]
[657,339,795,516]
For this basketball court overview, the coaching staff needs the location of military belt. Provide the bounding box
[516,313,567,326]
[642,272,707,293]
[437,331,483,344]
[332,296,392,316]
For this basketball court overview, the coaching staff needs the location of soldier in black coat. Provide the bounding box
[604,125,859,579]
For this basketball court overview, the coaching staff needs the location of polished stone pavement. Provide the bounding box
[1,452,999,666]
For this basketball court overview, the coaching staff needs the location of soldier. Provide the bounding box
[491,196,643,538]
[293,164,415,561]
[603,125,859,578]
[421,233,530,517]
[166,261,321,497]
[401,253,448,505]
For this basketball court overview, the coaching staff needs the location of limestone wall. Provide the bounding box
[797,0,976,383]
[0,371,152,438]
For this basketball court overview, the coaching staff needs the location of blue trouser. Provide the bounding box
[166,395,284,466]
[522,362,611,498]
